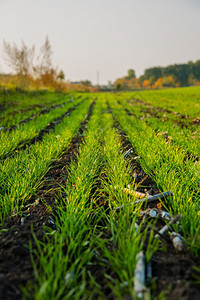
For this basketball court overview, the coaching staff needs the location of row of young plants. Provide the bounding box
[118,95,200,160]
[0,97,92,223]
[108,93,200,256]
[95,107,158,299]
[26,94,158,299]
[121,86,200,117]
[119,91,199,131]
[25,95,104,299]
[0,91,70,121]
[0,93,75,129]
[0,95,86,160]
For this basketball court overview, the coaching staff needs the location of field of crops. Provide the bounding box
[0,87,200,299]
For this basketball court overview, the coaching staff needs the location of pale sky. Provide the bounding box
[0,0,200,85]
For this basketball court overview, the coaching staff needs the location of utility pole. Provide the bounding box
[97,71,99,86]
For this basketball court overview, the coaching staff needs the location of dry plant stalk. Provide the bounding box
[114,191,173,211]
[123,187,146,198]
[112,185,146,198]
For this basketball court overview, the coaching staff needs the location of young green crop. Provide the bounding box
[94,103,158,298]
[0,90,70,119]
[0,95,84,159]
[29,94,159,299]
[0,93,73,128]
[108,94,200,256]
[1,89,199,298]
[0,97,92,223]
[120,86,200,117]
[28,94,104,299]
[118,95,200,160]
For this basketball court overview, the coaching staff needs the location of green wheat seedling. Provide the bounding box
[0,90,76,122]
[122,87,200,117]
[0,98,92,223]
[0,92,73,128]
[92,108,159,299]
[28,95,106,299]
[108,94,200,256]
[0,96,84,159]
[120,95,200,161]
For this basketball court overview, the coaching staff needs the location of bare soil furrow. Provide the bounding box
[0,104,5,113]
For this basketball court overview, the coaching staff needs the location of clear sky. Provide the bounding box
[0,0,200,85]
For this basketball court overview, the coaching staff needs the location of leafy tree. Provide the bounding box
[80,80,92,86]
[57,70,65,81]
[126,69,136,79]
[193,60,200,80]
[153,77,163,89]
[142,79,151,88]
[162,76,175,87]
[141,60,200,87]
[143,67,162,81]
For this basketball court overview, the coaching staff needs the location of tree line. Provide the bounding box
[114,61,200,90]
[139,60,200,87]
[2,37,200,91]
